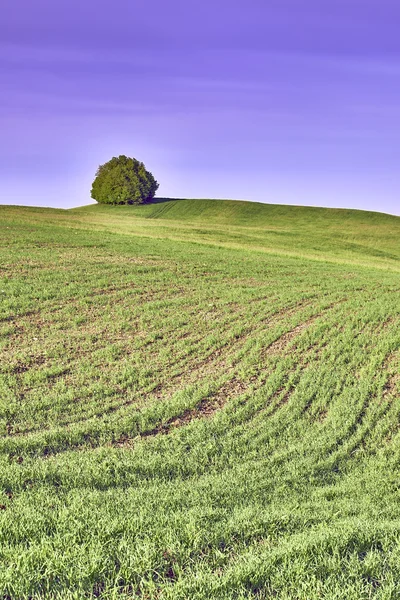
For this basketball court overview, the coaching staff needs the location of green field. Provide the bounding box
[0,198,399,599]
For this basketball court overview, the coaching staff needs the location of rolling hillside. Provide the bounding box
[0,198,399,599]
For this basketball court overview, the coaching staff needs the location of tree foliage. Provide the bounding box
[91,155,159,205]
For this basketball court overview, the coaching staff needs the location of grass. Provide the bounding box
[0,197,399,599]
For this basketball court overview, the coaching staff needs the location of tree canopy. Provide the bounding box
[91,155,159,205]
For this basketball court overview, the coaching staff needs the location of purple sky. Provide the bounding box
[1,0,400,215]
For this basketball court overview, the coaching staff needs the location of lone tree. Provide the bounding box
[91,155,159,205]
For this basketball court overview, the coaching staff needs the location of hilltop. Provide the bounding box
[3,198,400,269]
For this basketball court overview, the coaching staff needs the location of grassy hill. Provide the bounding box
[0,199,399,599]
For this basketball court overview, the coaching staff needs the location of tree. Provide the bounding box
[91,155,159,205]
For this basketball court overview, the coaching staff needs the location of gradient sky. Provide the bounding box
[1,0,400,215]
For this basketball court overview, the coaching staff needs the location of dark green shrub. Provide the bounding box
[91,155,159,205]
